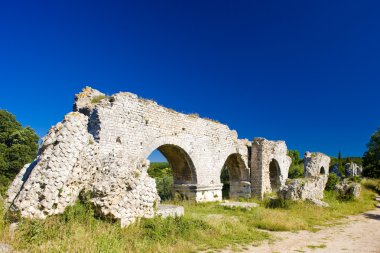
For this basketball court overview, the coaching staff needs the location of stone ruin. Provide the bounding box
[278,152,331,206]
[251,138,292,199]
[6,87,295,226]
[345,162,362,177]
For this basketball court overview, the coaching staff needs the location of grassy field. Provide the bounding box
[0,179,379,253]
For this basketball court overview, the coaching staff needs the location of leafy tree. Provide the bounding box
[0,110,39,193]
[148,162,174,200]
[325,173,340,191]
[338,151,345,176]
[287,150,304,179]
[363,127,380,178]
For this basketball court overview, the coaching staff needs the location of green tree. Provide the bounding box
[147,162,174,200]
[338,151,345,176]
[325,173,340,191]
[0,110,39,193]
[287,150,304,179]
[363,127,380,178]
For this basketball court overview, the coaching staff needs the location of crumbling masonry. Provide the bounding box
[7,87,297,226]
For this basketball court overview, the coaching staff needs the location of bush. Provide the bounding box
[288,164,304,179]
[91,95,107,104]
[287,150,304,179]
[155,175,173,200]
[325,173,340,191]
[148,162,174,200]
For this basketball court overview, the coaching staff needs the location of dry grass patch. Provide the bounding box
[0,179,378,252]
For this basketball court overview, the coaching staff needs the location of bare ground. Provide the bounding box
[222,197,380,253]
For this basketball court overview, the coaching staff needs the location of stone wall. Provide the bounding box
[345,162,362,177]
[86,89,252,201]
[278,152,331,206]
[6,86,298,224]
[7,87,255,226]
[250,138,291,198]
[304,152,330,177]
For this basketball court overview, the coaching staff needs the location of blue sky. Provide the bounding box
[0,0,379,162]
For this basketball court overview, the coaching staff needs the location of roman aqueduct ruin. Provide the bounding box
[6,87,330,226]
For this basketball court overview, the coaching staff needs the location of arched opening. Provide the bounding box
[269,159,281,191]
[220,153,250,199]
[147,144,197,201]
[320,166,325,175]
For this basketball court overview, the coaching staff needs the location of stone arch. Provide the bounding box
[220,153,251,198]
[320,166,325,175]
[269,159,281,191]
[146,143,197,185]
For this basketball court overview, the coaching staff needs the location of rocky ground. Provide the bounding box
[223,196,380,253]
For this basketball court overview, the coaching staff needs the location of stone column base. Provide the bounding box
[230,181,251,198]
[172,184,223,202]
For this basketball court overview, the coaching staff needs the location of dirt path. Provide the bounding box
[223,197,380,253]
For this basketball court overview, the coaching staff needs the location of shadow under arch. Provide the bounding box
[152,144,197,185]
[269,159,281,191]
[220,153,251,199]
[320,166,326,175]
[143,136,198,185]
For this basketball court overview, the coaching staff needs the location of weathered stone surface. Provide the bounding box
[6,87,296,225]
[345,162,362,177]
[251,138,292,198]
[304,152,330,177]
[7,112,97,219]
[156,205,184,218]
[91,154,158,227]
[278,152,330,206]
[277,176,328,202]
[335,181,362,199]
[73,86,106,116]
[219,201,259,210]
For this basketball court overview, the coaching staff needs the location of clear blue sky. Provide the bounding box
[1,1,379,162]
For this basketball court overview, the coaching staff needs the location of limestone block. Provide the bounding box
[304,152,330,178]
[277,176,328,203]
[345,162,362,177]
[335,181,361,199]
[156,205,184,218]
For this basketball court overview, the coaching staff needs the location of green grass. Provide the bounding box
[91,95,107,104]
[307,244,327,249]
[0,179,378,253]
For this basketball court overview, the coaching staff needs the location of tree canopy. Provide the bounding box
[0,110,39,193]
[287,150,304,179]
[363,127,380,178]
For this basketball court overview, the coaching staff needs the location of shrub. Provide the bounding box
[287,150,304,179]
[288,164,304,179]
[325,173,340,191]
[148,162,173,200]
[348,176,362,183]
[91,95,107,104]
[155,175,173,200]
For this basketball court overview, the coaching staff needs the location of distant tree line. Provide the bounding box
[362,127,380,178]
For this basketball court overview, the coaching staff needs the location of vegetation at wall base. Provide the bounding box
[325,173,340,191]
[0,179,378,253]
[148,162,174,200]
